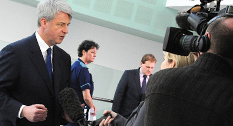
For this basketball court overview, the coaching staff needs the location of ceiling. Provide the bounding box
[167,0,233,10]
[10,0,232,43]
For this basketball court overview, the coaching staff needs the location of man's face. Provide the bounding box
[44,12,71,46]
[141,61,156,76]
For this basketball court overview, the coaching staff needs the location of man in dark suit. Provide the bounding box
[0,0,73,125]
[112,54,156,118]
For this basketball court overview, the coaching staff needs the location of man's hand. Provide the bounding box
[99,110,117,126]
[21,104,47,122]
[64,112,73,123]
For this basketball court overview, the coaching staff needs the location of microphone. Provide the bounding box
[58,87,86,126]
[58,87,112,126]
[176,5,205,30]
[176,9,193,30]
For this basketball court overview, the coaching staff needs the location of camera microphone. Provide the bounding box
[176,4,206,30]
[58,87,86,126]
[58,87,112,126]
[176,9,193,30]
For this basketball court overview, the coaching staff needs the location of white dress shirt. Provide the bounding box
[18,31,53,118]
[139,68,149,87]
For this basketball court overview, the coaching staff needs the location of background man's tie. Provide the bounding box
[142,75,147,94]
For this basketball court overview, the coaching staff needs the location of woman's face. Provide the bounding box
[84,47,97,64]
[160,55,173,70]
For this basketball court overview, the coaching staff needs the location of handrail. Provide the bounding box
[92,96,113,103]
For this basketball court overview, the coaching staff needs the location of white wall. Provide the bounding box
[0,0,164,72]
[64,20,163,72]
[0,0,164,118]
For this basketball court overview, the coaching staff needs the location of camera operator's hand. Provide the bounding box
[99,110,117,126]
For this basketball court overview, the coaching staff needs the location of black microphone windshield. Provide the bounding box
[58,87,85,124]
[176,9,192,30]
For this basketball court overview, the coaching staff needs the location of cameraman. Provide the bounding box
[145,14,233,126]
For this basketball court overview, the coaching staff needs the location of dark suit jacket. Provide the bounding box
[112,68,143,118]
[0,33,71,126]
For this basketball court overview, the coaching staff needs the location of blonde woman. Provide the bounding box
[161,51,195,69]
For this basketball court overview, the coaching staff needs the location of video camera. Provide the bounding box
[163,0,233,56]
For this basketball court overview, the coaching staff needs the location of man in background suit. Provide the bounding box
[0,0,73,125]
[112,54,156,118]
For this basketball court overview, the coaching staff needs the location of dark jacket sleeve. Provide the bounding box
[112,70,128,113]
[112,114,127,126]
[126,101,146,126]
[0,45,22,125]
[111,101,146,126]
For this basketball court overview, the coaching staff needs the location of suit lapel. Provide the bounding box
[52,46,62,98]
[29,34,54,96]
[134,68,142,94]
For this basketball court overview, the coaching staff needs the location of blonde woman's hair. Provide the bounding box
[164,51,195,68]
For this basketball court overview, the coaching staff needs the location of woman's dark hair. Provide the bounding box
[78,40,99,57]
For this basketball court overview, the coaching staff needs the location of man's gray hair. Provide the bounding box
[37,0,73,27]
